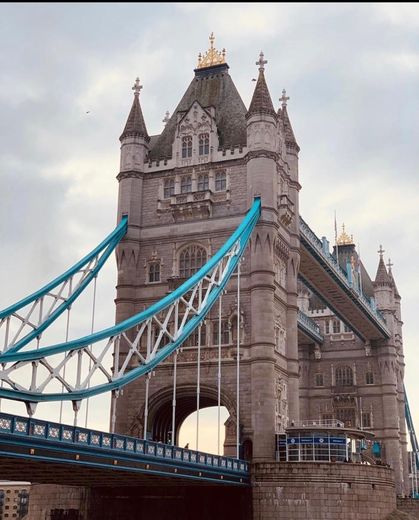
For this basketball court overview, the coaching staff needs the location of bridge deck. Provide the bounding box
[0,413,249,487]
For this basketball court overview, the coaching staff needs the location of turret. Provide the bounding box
[117,77,150,226]
[373,245,393,313]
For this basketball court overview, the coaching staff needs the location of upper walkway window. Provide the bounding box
[179,245,207,278]
[182,136,192,158]
[198,133,209,155]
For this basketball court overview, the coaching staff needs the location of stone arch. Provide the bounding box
[144,384,236,446]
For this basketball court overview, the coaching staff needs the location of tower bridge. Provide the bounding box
[0,35,417,520]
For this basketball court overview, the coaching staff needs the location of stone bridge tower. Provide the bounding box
[113,37,301,461]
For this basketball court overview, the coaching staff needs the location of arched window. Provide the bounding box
[366,371,374,385]
[180,175,192,194]
[148,262,160,283]
[179,245,207,278]
[197,173,209,191]
[182,136,192,158]
[335,366,353,386]
[315,373,324,387]
[213,319,230,345]
[164,178,175,198]
[215,171,226,191]
[184,325,206,347]
[198,133,209,155]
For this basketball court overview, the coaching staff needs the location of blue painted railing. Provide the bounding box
[0,412,249,478]
[297,310,324,343]
[299,217,390,337]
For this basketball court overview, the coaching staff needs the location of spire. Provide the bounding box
[387,258,401,298]
[336,223,354,246]
[279,89,299,151]
[247,51,276,118]
[120,77,150,142]
[374,245,392,285]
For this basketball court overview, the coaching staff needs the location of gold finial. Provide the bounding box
[337,223,354,246]
[280,89,290,108]
[378,245,385,259]
[196,33,226,69]
[256,51,267,72]
[132,77,143,96]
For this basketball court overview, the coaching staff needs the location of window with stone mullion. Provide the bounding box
[198,173,209,191]
[181,175,192,194]
[198,133,209,155]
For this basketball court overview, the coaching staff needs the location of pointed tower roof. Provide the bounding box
[374,245,392,286]
[120,77,150,142]
[247,52,276,118]
[279,89,300,151]
[149,35,247,160]
[387,259,401,299]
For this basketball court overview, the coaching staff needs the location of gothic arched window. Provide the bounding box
[213,319,230,345]
[164,178,175,198]
[332,319,340,333]
[148,262,160,283]
[215,171,226,191]
[198,133,209,155]
[366,371,374,385]
[335,366,353,387]
[182,136,192,158]
[179,245,207,278]
[197,173,209,191]
[180,175,192,194]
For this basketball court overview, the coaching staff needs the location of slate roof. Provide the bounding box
[120,94,149,142]
[148,64,247,160]
[374,257,392,286]
[247,69,276,118]
[280,106,299,150]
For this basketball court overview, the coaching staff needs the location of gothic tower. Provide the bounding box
[113,36,301,461]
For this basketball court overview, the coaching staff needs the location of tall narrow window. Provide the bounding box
[315,373,324,387]
[185,326,207,347]
[215,171,226,191]
[332,319,340,333]
[148,262,160,283]
[179,245,207,278]
[362,412,372,428]
[182,136,192,158]
[180,175,192,194]
[335,366,353,386]
[198,173,209,191]
[164,178,175,198]
[213,320,230,345]
[366,371,374,385]
[325,320,330,334]
[198,133,209,155]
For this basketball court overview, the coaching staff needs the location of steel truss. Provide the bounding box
[0,217,128,355]
[0,199,261,408]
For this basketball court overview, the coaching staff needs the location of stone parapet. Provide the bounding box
[252,462,396,520]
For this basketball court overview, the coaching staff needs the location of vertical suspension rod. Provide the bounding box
[196,282,203,451]
[172,351,178,446]
[236,260,241,459]
[144,373,151,440]
[217,294,222,456]
[84,276,97,428]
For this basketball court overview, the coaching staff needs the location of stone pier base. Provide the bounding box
[252,462,396,520]
[26,484,89,520]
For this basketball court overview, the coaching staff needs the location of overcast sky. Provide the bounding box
[1,3,418,451]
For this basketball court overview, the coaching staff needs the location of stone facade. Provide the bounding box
[252,462,396,520]
[112,36,408,512]
[25,484,88,520]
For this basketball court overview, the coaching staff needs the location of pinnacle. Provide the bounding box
[120,82,150,142]
[247,57,276,118]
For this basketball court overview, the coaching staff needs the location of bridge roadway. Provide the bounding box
[0,413,249,487]
[299,217,390,341]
